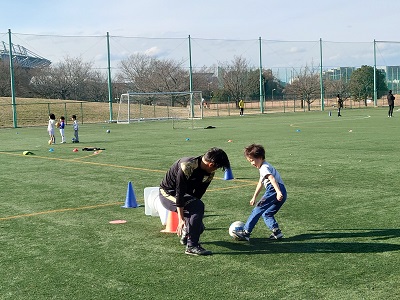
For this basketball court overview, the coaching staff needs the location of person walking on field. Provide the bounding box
[387,90,395,117]
[238,99,244,116]
[159,147,231,256]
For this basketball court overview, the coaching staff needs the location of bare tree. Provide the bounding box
[219,56,252,105]
[324,78,351,106]
[285,65,320,111]
[31,57,106,101]
[0,60,10,96]
[192,65,216,101]
[117,53,189,106]
[0,60,37,97]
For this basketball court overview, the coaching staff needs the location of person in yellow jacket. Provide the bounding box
[238,99,244,116]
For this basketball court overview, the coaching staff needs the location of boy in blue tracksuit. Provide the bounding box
[59,116,66,143]
[233,144,287,241]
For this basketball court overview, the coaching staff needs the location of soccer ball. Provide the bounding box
[106,129,110,133]
[229,221,245,239]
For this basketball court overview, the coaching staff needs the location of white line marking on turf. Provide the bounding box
[289,115,371,127]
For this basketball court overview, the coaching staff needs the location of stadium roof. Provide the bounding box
[0,41,51,68]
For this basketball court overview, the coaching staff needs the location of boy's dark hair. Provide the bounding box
[203,147,230,170]
[72,115,77,119]
[60,116,65,120]
[244,144,265,160]
[49,113,55,120]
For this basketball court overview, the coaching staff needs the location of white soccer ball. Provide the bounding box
[229,221,245,239]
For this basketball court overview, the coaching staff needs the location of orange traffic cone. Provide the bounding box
[160,210,178,233]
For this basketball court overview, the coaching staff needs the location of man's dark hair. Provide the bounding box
[203,147,230,170]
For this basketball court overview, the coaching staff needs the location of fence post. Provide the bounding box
[64,103,67,124]
[8,29,17,128]
[227,96,230,116]
[80,102,84,124]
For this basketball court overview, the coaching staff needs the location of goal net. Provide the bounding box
[117,91,204,128]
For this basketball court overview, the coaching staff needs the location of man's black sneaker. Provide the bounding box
[185,245,212,256]
[269,228,283,240]
[232,229,250,241]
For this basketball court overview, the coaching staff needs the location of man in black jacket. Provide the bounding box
[387,90,395,117]
[159,147,230,256]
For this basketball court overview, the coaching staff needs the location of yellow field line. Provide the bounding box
[208,182,255,191]
[0,150,256,221]
[0,151,166,173]
[0,202,124,221]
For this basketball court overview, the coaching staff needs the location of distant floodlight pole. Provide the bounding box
[319,38,324,111]
[373,39,377,106]
[188,35,194,118]
[259,37,264,113]
[272,88,276,100]
[8,29,17,128]
[106,32,113,121]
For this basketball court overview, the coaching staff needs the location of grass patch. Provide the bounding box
[1,108,399,299]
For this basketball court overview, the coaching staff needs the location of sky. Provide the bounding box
[1,0,400,72]
[1,0,399,41]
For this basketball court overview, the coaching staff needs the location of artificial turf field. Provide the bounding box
[1,108,399,300]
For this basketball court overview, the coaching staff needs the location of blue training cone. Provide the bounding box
[121,181,138,208]
[224,168,234,180]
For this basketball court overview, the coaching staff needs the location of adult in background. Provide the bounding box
[337,94,343,117]
[159,147,231,256]
[387,90,395,117]
[238,99,244,116]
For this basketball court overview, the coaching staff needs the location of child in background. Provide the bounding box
[48,113,56,144]
[59,116,66,143]
[233,144,287,241]
[71,115,79,143]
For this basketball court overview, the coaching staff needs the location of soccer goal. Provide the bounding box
[117,91,204,128]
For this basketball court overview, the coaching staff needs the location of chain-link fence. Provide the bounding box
[1,31,398,128]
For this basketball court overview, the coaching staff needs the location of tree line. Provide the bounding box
[0,54,388,110]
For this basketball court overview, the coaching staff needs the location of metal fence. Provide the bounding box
[1,30,399,127]
[0,96,388,128]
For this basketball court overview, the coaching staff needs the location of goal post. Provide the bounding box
[117,91,204,126]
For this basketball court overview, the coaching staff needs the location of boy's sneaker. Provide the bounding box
[180,227,188,245]
[185,245,212,256]
[232,229,250,241]
[269,228,283,240]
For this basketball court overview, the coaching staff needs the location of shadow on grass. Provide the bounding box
[205,228,400,255]
[288,228,400,242]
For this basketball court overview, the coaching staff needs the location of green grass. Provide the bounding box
[1,108,400,300]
